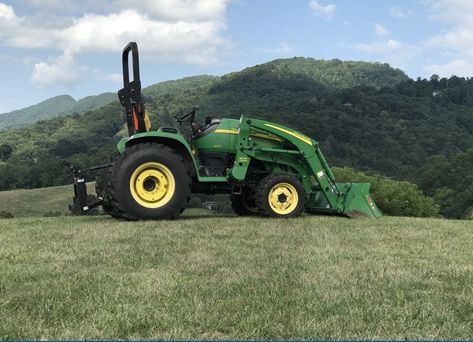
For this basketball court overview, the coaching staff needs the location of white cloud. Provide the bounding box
[336,1,473,77]
[424,0,473,76]
[428,0,473,24]
[374,24,389,37]
[390,7,414,19]
[119,0,229,21]
[31,52,84,89]
[24,0,229,21]
[426,0,473,58]
[350,1,473,76]
[0,3,15,20]
[353,39,420,68]
[103,73,124,83]
[309,0,336,20]
[254,42,293,54]
[1,7,227,62]
[424,59,473,77]
[356,39,402,54]
[0,1,230,88]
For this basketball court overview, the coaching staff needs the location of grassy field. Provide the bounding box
[0,184,93,217]
[0,213,472,339]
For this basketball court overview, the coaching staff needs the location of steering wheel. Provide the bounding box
[175,106,199,123]
[174,106,201,134]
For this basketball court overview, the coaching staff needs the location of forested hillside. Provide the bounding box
[0,93,116,131]
[0,58,472,218]
[223,57,409,90]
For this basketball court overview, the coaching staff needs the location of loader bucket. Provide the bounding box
[337,182,382,218]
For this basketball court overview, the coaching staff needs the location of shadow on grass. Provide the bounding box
[178,213,235,220]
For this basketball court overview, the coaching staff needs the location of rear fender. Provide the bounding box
[117,129,198,179]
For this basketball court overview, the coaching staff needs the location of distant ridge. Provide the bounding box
[0,58,409,132]
[0,92,116,131]
[221,57,409,90]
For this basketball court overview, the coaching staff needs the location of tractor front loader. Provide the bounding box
[68,42,382,220]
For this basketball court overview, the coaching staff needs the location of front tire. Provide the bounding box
[108,143,191,220]
[230,188,258,216]
[255,174,305,218]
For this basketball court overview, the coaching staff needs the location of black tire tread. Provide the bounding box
[95,153,131,219]
[230,191,258,216]
[98,143,191,220]
[255,173,305,218]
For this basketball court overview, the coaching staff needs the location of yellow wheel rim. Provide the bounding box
[268,182,299,215]
[129,162,175,209]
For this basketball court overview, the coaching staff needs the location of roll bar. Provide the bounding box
[118,42,146,136]
[121,42,140,91]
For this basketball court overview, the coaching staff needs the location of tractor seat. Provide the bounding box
[193,117,220,138]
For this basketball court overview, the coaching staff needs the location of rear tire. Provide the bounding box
[255,174,305,218]
[96,165,126,219]
[105,143,191,220]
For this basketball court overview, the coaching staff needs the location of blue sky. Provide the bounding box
[0,0,472,113]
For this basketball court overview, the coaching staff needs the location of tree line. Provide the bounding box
[0,59,471,218]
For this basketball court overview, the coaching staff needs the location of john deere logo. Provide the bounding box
[264,123,312,145]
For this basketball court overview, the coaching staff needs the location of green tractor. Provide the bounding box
[68,42,381,220]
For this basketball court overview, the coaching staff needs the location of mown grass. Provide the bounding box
[0,184,210,218]
[0,184,94,217]
[0,214,472,339]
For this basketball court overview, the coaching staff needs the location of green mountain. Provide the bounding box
[0,93,116,131]
[223,57,409,90]
[0,59,471,218]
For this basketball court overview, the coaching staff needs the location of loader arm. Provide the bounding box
[230,116,382,218]
[231,116,342,209]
